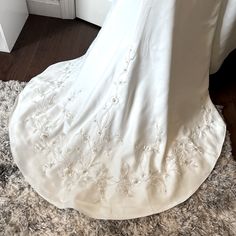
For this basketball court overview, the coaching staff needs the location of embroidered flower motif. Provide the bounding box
[122,47,136,72]
[24,47,217,203]
[171,138,203,169]
[93,166,112,201]
[191,97,217,141]
[136,123,164,159]
[114,162,167,197]
[111,96,119,104]
[165,155,180,176]
[116,163,133,197]
[146,170,167,192]
[142,145,159,153]
[131,178,142,185]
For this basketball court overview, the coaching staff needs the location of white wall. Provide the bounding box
[0,0,28,52]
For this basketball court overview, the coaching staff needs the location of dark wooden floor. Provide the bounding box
[0,15,100,82]
[0,15,236,157]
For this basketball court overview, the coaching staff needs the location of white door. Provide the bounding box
[76,0,112,27]
[26,0,75,19]
[0,0,28,52]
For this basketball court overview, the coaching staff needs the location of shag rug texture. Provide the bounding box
[0,80,236,236]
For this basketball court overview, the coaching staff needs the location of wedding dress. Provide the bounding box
[9,0,236,220]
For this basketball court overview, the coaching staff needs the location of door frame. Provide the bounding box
[61,0,75,19]
[26,0,75,19]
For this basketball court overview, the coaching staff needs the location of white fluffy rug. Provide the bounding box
[0,80,236,235]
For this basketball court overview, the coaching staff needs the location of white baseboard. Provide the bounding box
[27,0,75,19]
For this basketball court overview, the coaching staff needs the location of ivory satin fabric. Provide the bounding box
[9,0,236,220]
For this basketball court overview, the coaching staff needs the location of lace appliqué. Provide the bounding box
[114,162,167,198]
[166,138,204,173]
[24,49,217,202]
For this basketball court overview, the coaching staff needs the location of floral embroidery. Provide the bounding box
[24,48,217,201]
[36,134,68,174]
[93,166,112,201]
[135,123,164,159]
[166,137,204,171]
[146,170,167,192]
[114,162,167,197]
[116,163,133,197]
[191,96,216,140]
